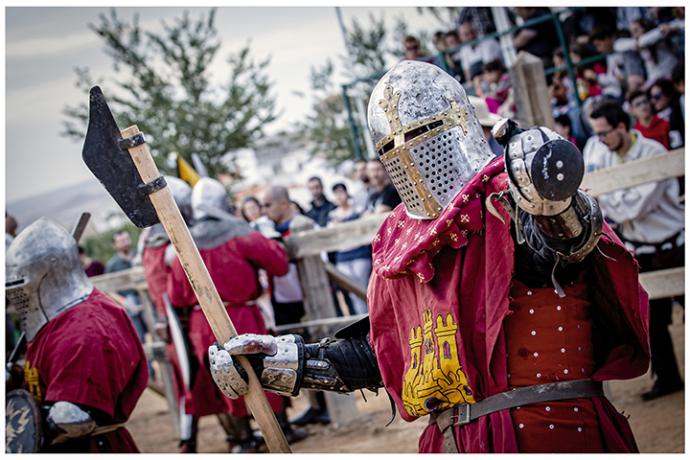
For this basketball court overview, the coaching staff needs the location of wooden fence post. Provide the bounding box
[137,286,180,436]
[295,255,359,427]
[509,51,555,128]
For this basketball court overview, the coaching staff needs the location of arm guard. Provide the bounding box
[45,402,96,443]
[300,336,383,393]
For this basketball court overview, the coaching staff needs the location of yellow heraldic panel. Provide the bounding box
[24,360,42,401]
[403,310,475,417]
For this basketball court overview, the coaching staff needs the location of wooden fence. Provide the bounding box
[90,147,685,431]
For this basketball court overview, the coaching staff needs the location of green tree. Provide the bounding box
[62,8,277,178]
[300,13,429,165]
[297,60,365,165]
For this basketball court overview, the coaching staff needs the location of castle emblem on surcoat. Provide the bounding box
[402,310,475,417]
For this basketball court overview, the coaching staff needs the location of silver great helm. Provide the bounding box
[191,177,232,221]
[5,218,93,341]
[367,60,493,219]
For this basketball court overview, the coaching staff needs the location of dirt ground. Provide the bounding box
[128,305,685,453]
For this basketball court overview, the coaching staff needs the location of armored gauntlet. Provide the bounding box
[209,333,382,399]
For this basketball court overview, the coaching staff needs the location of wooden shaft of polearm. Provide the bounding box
[121,125,291,453]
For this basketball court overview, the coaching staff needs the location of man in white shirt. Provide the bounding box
[456,20,502,83]
[584,101,684,401]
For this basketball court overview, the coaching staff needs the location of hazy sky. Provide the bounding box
[6,6,440,202]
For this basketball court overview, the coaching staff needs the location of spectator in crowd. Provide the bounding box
[327,183,372,315]
[467,61,488,97]
[305,176,336,227]
[513,7,559,67]
[584,102,684,401]
[402,35,433,63]
[649,79,684,148]
[468,96,503,156]
[5,212,18,250]
[554,113,577,145]
[590,26,646,100]
[457,20,502,83]
[240,196,262,224]
[627,89,671,149]
[261,185,331,426]
[351,159,373,214]
[456,6,496,36]
[616,6,647,31]
[443,31,465,82]
[563,7,617,45]
[671,63,684,121]
[431,29,462,81]
[364,159,401,215]
[550,76,588,148]
[615,18,681,87]
[481,59,511,113]
[569,43,605,100]
[78,245,105,277]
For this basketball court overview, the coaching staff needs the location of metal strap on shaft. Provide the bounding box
[119,133,146,150]
[138,176,167,196]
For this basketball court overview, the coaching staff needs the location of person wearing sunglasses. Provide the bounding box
[628,89,671,149]
[648,79,684,149]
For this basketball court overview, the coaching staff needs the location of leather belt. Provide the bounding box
[429,379,603,453]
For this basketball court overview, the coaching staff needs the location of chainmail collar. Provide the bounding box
[191,217,254,250]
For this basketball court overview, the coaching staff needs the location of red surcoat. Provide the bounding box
[367,157,650,453]
[167,230,289,417]
[24,289,148,453]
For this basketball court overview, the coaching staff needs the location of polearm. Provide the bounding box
[81,87,291,453]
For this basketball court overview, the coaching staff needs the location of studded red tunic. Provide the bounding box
[505,279,605,452]
[367,156,650,453]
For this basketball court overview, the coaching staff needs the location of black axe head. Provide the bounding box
[82,86,160,228]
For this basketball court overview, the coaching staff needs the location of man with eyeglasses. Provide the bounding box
[583,101,684,401]
[628,90,671,149]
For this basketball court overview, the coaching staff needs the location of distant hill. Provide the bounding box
[6,179,125,235]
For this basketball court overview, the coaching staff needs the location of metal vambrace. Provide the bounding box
[46,401,96,443]
[530,190,603,263]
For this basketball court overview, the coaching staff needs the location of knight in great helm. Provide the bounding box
[5,218,148,453]
[205,60,650,453]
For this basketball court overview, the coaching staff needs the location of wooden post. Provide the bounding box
[295,255,359,427]
[137,286,180,436]
[509,51,555,129]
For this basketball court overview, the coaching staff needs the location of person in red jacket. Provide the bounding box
[6,218,148,453]
[167,177,305,452]
[628,90,671,149]
[206,61,650,453]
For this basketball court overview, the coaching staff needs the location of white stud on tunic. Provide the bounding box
[577,427,583,432]
[574,407,579,412]
[549,424,555,430]
[558,326,564,331]
[531,330,537,336]
[545,406,551,412]
[560,348,566,353]
[536,372,542,378]
[519,423,525,429]
[556,305,562,311]
[529,308,535,314]
[527,290,533,296]
[533,352,539,358]
[564,368,569,374]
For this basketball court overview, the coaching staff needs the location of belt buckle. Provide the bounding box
[452,404,471,426]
